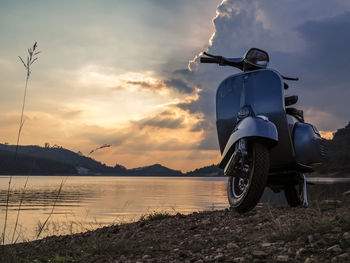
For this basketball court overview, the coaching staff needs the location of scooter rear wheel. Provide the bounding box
[227,142,269,213]
[284,174,305,207]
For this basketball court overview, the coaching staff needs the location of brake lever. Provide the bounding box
[203,52,226,65]
[203,52,216,58]
[282,75,299,81]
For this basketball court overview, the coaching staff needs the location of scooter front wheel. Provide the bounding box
[227,142,269,213]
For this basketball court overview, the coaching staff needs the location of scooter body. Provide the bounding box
[216,69,324,173]
[200,48,325,213]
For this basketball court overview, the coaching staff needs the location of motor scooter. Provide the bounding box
[200,48,325,213]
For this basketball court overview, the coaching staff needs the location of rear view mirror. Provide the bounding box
[244,48,269,68]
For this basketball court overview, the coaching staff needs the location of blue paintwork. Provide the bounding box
[293,122,325,166]
[219,116,278,168]
[216,69,296,170]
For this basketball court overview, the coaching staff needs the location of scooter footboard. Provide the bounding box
[219,116,278,169]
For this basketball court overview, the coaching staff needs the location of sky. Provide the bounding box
[1,0,350,172]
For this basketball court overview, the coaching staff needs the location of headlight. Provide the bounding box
[238,106,250,119]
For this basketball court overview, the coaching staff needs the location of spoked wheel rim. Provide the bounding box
[227,141,270,213]
[232,177,249,199]
[229,145,254,203]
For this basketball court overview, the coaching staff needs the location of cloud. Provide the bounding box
[3,0,350,171]
[164,78,194,94]
[57,108,83,119]
[126,77,195,94]
[136,110,185,129]
[284,12,350,127]
[183,0,350,153]
[125,80,164,91]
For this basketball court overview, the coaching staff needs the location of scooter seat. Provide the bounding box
[286,107,304,122]
[284,95,298,106]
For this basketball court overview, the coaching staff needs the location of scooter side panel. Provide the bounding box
[216,69,295,170]
[219,116,278,168]
[293,122,326,166]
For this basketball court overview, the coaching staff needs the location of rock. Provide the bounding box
[308,233,321,243]
[276,255,289,262]
[296,248,306,258]
[343,232,350,240]
[233,257,245,263]
[261,242,272,247]
[212,227,218,231]
[327,244,342,253]
[338,253,349,260]
[142,255,151,260]
[226,242,239,249]
[252,250,268,257]
[321,200,342,206]
[331,257,338,263]
[304,257,316,263]
[178,251,187,258]
[214,253,224,261]
[324,233,338,242]
[173,248,179,252]
[312,238,327,248]
[331,227,342,233]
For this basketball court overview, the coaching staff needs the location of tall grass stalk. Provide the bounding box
[11,176,29,244]
[36,177,67,240]
[1,42,40,245]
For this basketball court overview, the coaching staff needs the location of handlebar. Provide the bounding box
[199,52,231,66]
[200,57,218,63]
[282,75,299,81]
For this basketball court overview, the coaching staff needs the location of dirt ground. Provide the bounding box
[2,199,350,263]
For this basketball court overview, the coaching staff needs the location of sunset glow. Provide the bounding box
[1,0,349,172]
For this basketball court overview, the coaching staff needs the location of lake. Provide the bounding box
[0,176,229,244]
[1,175,349,244]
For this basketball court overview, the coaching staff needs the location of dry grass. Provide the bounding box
[35,177,67,240]
[267,199,350,242]
[1,42,40,245]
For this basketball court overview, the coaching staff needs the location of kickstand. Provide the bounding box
[302,174,309,207]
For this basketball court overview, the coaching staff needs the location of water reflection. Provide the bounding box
[0,176,228,243]
[1,175,349,244]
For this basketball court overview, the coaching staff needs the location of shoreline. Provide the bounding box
[0,174,225,177]
[3,199,350,262]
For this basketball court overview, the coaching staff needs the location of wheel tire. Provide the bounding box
[284,176,304,207]
[227,142,269,213]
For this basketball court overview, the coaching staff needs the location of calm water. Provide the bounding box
[1,175,349,244]
[0,176,228,243]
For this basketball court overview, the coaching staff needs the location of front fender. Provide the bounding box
[218,116,278,169]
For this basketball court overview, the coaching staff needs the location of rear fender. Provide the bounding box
[219,116,278,169]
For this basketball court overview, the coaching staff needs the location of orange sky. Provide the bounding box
[1,0,348,172]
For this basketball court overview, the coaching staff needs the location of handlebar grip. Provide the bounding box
[200,57,217,63]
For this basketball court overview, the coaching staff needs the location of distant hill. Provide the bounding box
[0,144,126,175]
[0,148,77,175]
[317,122,350,175]
[186,164,224,177]
[0,144,186,176]
[0,144,223,176]
[128,164,183,176]
[2,120,349,177]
